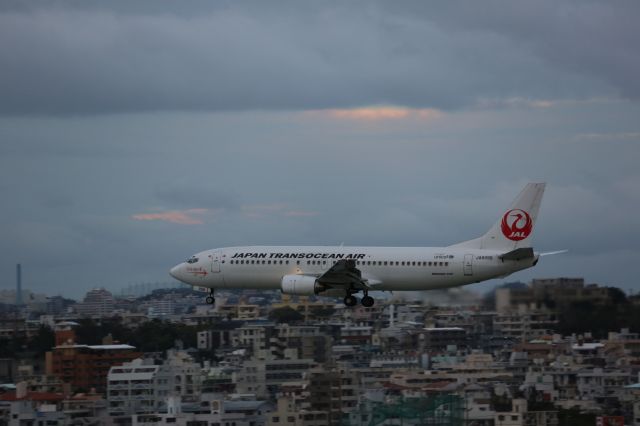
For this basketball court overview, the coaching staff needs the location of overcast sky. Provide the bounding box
[1,1,639,298]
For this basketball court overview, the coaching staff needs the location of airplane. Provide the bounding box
[170,182,553,307]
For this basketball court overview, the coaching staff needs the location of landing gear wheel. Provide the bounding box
[361,295,375,307]
[205,296,215,305]
[343,295,358,307]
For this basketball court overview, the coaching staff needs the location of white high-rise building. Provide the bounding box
[75,288,115,317]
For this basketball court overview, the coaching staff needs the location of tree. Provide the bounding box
[127,320,198,352]
[27,325,55,355]
[268,306,304,323]
[607,287,628,305]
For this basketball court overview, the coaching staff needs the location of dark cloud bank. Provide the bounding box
[1,0,637,115]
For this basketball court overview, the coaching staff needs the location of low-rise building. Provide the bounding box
[46,341,141,393]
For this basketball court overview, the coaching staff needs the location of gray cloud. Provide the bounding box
[154,187,238,210]
[0,2,639,298]
[0,1,631,115]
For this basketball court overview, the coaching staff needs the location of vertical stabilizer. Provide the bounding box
[450,183,546,251]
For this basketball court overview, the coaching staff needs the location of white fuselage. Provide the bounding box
[170,245,537,292]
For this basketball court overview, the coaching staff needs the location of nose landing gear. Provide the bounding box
[205,288,215,305]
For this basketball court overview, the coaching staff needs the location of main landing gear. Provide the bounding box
[343,290,375,307]
[361,294,374,308]
[343,294,358,307]
[205,288,215,305]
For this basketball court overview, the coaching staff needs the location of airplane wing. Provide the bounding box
[315,259,369,290]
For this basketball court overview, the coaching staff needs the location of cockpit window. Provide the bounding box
[186,256,199,264]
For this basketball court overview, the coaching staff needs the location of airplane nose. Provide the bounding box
[169,264,183,281]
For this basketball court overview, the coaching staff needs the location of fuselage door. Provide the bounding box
[463,254,473,276]
[210,251,221,273]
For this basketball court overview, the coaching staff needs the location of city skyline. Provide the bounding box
[1,1,639,297]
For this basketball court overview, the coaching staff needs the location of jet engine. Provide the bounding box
[281,275,326,295]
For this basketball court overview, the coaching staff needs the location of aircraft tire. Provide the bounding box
[361,296,374,307]
[343,295,358,307]
[205,296,215,305]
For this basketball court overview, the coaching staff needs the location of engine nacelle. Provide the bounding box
[281,275,325,296]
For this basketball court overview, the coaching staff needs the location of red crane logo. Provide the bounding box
[501,209,533,241]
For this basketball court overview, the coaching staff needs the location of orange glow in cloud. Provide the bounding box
[317,106,443,121]
[132,208,208,225]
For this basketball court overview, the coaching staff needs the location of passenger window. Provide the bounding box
[296,261,300,265]
[286,260,289,265]
[268,260,271,264]
[445,262,448,266]
[383,261,388,266]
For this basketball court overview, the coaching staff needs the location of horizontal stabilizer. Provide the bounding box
[499,247,534,261]
[539,250,568,257]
